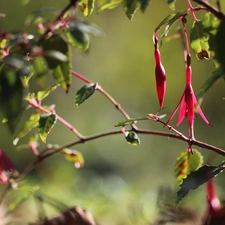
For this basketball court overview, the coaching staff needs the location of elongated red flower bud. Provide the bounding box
[154,47,166,108]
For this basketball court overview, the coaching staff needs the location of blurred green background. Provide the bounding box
[1,0,225,224]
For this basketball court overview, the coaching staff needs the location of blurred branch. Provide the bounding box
[38,0,79,42]
[28,98,84,140]
[71,71,135,123]
[192,0,225,19]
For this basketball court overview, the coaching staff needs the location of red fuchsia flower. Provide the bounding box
[166,54,210,130]
[0,149,16,184]
[154,37,166,109]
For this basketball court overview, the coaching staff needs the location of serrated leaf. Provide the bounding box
[190,20,210,60]
[115,117,148,127]
[174,149,203,185]
[38,114,57,143]
[97,0,122,13]
[37,84,59,101]
[61,149,84,168]
[42,35,72,93]
[0,67,24,132]
[198,67,224,100]
[177,163,225,204]
[14,112,41,145]
[75,83,97,106]
[125,131,140,146]
[167,0,176,11]
[79,0,95,16]
[154,10,187,39]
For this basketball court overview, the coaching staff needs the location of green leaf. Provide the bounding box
[46,50,68,62]
[174,149,203,185]
[0,67,24,132]
[38,114,57,143]
[124,0,140,20]
[42,35,72,93]
[25,8,60,26]
[75,83,97,106]
[32,57,47,76]
[97,0,122,13]
[115,117,148,127]
[216,18,225,70]
[37,84,59,101]
[139,0,150,12]
[198,67,224,100]
[66,23,90,51]
[79,0,95,16]
[61,149,84,168]
[8,185,39,214]
[13,112,41,145]
[125,131,140,146]
[154,10,187,39]
[25,92,36,101]
[2,56,31,75]
[167,0,176,11]
[177,163,225,204]
[190,20,210,60]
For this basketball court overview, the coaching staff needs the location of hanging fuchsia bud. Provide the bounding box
[154,37,166,109]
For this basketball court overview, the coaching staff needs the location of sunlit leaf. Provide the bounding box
[177,163,225,204]
[42,35,72,93]
[32,57,48,84]
[167,0,176,11]
[125,131,140,146]
[0,67,24,132]
[38,114,57,143]
[174,149,203,185]
[97,0,122,13]
[190,20,210,60]
[13,112,41,145]
[79,0,95,16]
[37,84,59,101]
[75,83,97,107]
[25,93,36,101]
[61,149,84,168]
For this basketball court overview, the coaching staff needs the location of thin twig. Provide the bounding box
[28,98,84,140]
[192,0,225,20]
[71,71,137,127]
[38,0,79,42]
